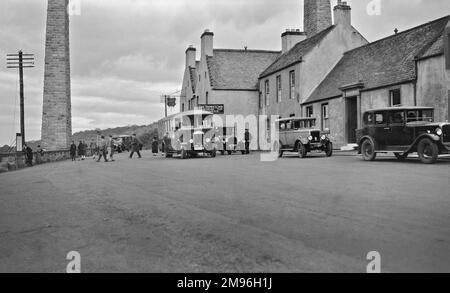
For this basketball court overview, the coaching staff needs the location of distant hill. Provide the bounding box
[1,123,160,153]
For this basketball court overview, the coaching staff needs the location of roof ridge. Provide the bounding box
[213,48,281,54]
[343,15,450,56]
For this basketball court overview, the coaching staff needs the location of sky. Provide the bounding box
[0,0,449,146]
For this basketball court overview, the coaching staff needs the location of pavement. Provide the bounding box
[0,150,449,273]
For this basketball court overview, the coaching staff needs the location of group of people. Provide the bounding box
[70,134,145,163]
[70,141,88,161]
[21,144,45,167]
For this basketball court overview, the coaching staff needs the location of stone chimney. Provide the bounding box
[281,29,307,53]
[304,0,332,37]
[333,0,351,26]
[201,29,214,57]
[185,45,196,68]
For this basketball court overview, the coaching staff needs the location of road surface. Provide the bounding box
[0,151,449,273]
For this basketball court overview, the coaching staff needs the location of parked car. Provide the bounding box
[112,135,132,153]
[356,107,450,164]
[274,117,333,158]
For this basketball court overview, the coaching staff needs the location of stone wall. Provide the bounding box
[0,150,71,173]
[41,0,72,151]
[304,0,332,37]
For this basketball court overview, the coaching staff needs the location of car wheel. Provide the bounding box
[417,138,438,164]
[361,139,376,161]
[394,152,408,161]
[180,149,188,159]
[165,153,173,158]
[227,151,233,155]
[298,143,307,158]
[325,142,333,157]
[220,150,225,155]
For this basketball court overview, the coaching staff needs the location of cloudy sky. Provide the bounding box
[0,0,449,145]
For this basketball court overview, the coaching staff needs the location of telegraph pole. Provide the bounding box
[7,51,35,145]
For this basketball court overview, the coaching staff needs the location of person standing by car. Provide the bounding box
[151,137,159,156]
[70,141,77,161]
[36,145,44,165]
[129,134,142,159]
[97,136,109,162]
[244,129,252,155]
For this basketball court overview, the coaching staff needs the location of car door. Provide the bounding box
[278,121,288,147]
[386,110,413,147]
[373,111,388,147]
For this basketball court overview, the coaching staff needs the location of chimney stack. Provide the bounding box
[185,45,196,68]
[201,29,214,57]
[333,0,351,26]
[281,29,307,53]
[304,0,332,37]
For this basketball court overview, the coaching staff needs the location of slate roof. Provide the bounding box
[259,26,336,79]
[188,61,200,92]
[304,15,450,105]
[207,49,280,91]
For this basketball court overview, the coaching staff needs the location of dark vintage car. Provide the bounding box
[274,117,333,158]
[215,127,246,155]
[357,107,450,164]
[163,110,218,159]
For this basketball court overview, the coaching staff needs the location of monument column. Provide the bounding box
[41,0,72,150]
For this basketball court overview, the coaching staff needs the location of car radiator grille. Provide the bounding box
[443,125,450,143]
[311,131,321,142]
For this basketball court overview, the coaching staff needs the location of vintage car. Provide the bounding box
[163,110,218,159]
[111,135,133,153]
[357,107,450,164]
[274,117,333,158]
[215,127,246,155]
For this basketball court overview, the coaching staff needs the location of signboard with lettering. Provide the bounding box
[197,104,225,114]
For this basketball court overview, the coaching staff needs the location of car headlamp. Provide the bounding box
[189,139,194,144]
[321,135,326,140]
[206,138,211,143]
[436,128,443,136]
[308,136,313,141]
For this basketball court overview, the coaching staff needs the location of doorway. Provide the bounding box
[346,97,358,143]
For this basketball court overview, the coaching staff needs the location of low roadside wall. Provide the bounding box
[0,149,72,173]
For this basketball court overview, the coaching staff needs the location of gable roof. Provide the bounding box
[304,15,450,105]
[188,61,200,92]
[259,26,335,79]
[207,49,280,91]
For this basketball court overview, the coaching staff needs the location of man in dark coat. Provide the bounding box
[151,137,159,156]
[24,144,33,166]
[78,141,85,160]
[244,129,252,155]
[70,141,77,161]
[129,134,142,159]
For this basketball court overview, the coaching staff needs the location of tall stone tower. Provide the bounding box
[304,0,332,37]
[41,0,72,150]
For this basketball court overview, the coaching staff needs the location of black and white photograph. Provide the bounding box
[0,0,449,279]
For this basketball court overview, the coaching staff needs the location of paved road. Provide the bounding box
[0,151,449,273]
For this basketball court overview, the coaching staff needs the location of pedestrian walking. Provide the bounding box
[78,141,85,160]
[244,129,252,155]
[97,136,109,162]
[70,141,77,161]
[129,134,142,159]
[152,137,159,156]
[108,135,115,162]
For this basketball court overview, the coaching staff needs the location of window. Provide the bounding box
[375,112,386,125]
[265,80,270,106]
[182,103,185,112]
[206,92,209,105]
[289,71,295,99]
[276,76,282,103]
[363,112,374,125]
[306,106,313,117]
[321,104,329,130]
[389,111,405,124]
[196,96,199,107]
[390,89,401,106]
